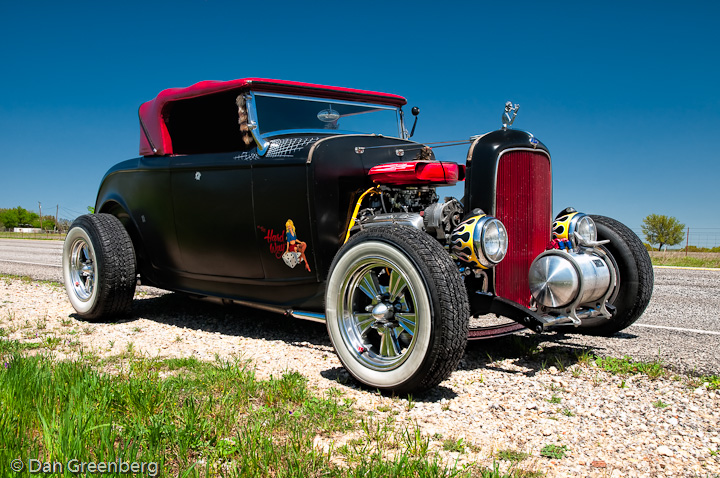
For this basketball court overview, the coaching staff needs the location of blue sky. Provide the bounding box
[1,1,718,246]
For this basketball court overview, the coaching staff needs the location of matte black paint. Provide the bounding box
[95,133,431,312]
[96,127,552,327]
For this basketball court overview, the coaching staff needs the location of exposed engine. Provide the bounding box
[353,186,462,243]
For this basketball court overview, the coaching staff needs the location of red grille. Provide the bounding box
[494,150,552,307]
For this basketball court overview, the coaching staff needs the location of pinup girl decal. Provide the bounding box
[283,219,311,272]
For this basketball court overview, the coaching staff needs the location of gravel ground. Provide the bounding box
[1,274,719,477]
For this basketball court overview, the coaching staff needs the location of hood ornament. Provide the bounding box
[502,101,520,130]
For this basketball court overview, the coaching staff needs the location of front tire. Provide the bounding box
[325,226,469,394]
[577,215,653,335]
[62,214,137,320]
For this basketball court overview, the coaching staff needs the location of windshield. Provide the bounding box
[253,93,402,138]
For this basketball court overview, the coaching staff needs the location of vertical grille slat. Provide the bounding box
[494,150,552,307]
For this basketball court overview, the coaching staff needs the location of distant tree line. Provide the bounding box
[0,206,70,232]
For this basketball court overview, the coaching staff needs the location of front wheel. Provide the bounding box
[325,226,469,394]
[62,214,137,321]
[577,215,654,336]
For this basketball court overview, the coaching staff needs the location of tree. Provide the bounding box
[0,206,39,229]
[641,214,685,251]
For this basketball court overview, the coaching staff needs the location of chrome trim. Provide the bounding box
[255,91,400,110]
[358,213,425,231]
[251,92,404,140]
[244,93,270,155]
[263,128,401,139]
[287,309,326,323]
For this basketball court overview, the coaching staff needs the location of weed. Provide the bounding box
[0,327,6,337]
[126,342,135,354]
[547,395,561,404]
[540,444,568,459]
[174,335,183,342]
[35,317,47,330]
[43,336,62,350]
[576,348,595,367]
[653,399,669,408]
[496,448,529,462]
[619,380,628,388]
[442,437,466,453]
[60,318,73,327]
[406,394,415,411]
[401,425,430,458]
[108,340,114,349]
[82,326,95,335]
[593,355,667,379]
[689,375,720,391]
[132,326,142,333]
[561,408,574,417]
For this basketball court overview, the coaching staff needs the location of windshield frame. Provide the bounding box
[246,91,405,143]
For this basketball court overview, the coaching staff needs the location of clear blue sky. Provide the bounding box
[1,1,719,246]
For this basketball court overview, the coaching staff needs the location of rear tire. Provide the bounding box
[577,215,653,336]
[62,214,137,320]
[325,226,469,394]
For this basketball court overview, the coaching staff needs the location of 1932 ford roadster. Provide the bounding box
[63,78,653,393]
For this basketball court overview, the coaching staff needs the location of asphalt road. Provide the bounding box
[1,238,718,374]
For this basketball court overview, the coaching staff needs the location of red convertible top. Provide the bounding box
[139,78,407,156]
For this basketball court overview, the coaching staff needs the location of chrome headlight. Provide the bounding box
[572,214,597,244]
[450,214,509,269]
[477,218,508,264]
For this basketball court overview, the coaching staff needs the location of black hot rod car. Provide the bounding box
[63,78,653,393]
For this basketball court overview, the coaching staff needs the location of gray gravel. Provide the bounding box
[2,238,717,375]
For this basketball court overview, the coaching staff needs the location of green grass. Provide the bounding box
[591,355,667,379]
[539,444,568,459]
[649,252,720,268]
[495,449,529,462]
[1,340,527,477]
[0,231,66,241]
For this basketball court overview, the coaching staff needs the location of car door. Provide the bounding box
[251,151,315,280]
[170,152,264,278]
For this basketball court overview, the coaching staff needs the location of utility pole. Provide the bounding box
[38,202,42,232]
[685,227,689,256]
[55,204,59,233]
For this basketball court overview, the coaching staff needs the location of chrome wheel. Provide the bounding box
[69,239,95,301]
[62,214,136,320]
[338,257,419,371]
[326,227,468,393]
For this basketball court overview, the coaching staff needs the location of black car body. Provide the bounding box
[63,78,653,392]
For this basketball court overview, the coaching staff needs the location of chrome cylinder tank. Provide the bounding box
[528,250,611,309]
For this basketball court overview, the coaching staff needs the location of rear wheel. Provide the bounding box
[577,215,653,335]
[325,226,469,393]
[62,214,136,320]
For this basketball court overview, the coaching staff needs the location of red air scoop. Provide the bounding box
[368,161,465,186]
